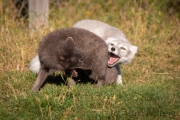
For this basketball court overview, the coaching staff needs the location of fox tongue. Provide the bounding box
[108,57,119,64]
[72,70,78,77]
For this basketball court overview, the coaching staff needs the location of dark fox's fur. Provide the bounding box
[31,28,118,92]
[39,37,89,71]
[105,67,118,84]
[31,35,93,91]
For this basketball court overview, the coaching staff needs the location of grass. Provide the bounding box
[0,0,180,119]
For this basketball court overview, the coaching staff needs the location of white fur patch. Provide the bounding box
[29,55,40,73]
[105,37,118,44]
[130,45,138,55]
[116,75,123,85]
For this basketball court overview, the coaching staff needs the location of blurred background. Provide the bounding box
[2,0,180,29]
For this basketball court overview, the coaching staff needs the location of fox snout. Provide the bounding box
[111,47,115,51]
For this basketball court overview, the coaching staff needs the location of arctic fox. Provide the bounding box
[73,19,138,85]
[31,35,93,92]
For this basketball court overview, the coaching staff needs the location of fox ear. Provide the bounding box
[64,37,75,47]
[130,45,138,54]
[57,49,66,60]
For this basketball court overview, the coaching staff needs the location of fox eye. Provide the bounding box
[79,58,84,62]
[121,47,126,50]
[110,43,114,46]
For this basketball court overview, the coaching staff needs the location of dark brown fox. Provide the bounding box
[31,35,93,91]
[31,28,117,92]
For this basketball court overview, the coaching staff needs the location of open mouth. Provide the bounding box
[108,53,120,66]
[72,69,78,77]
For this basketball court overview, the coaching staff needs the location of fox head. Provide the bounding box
[56,37,93,70]
[105,38,138,67]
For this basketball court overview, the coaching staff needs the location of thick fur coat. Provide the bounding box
[73,19,138,85]
[31,28,117,91]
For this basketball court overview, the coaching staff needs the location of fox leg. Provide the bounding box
[31,65,49,92]
[116,65,123,85]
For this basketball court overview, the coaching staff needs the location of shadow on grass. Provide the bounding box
[40,69,95,89]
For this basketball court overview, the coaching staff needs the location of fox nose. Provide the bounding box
[111,47,115,51]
